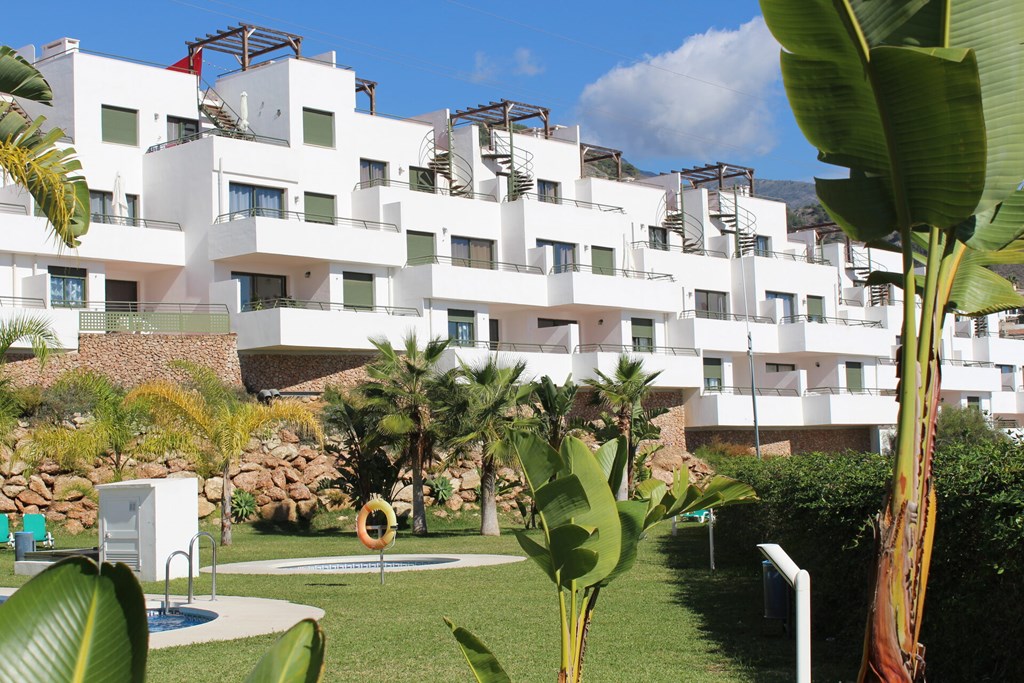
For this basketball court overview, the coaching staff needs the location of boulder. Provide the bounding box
[283,468,301,484]
[446,495,463,512]
[54,476,94,501]
[460,490,477,503]
[393,485,413,503]
[28,476,51,500]
[197,499,217,518]
[270,469,287,489]
[460,470,481,491]
[204,477,223,502]
[6,475,27,486]
[287,483,312,501]
[50,501,74,513]
[135,462,169,479]
[255,494,271,506]
[233,470,272,493]
[269,444,299,461]
[17,489,48,507]
[2,486,25,499]
[35,460,60,475]
[279,428,300,444]
[46,510,66,523]
[239,462,262,472]
[296,499,317,519]
[260,499,297,523]
[166,471,198,480]
[0,494,16,513]
[392,501,413,517]
[87,467,115,485]
[17,503,40,515]
[166,458,192,473]
[434,509,448,518]
[64,519,85,535]
[263,456,288,469]
[264,486,286,501]
[8,459,28,477]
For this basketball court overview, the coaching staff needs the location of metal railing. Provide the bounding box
[0,202,28,215]
[213,207,398,232]
[0,295,46,309]
[146,127,289,153]
[942,359,995,368]
[79,302,230,334]
[509,192,625,213]
[734,248,831,265]
[240,299,420,316]
[352,178,497,202]
[574,343,699,356]
[780,314,883,328]
[89,214,181,231]
[839,296,865,307]
[703,385,800,397]
[678,309,775,324]
[447,340,568,353]
[877,357,898,365]
[550,263,675,281]
[629,241,728,258]
[406,255,543,274]
[805,387,897,396]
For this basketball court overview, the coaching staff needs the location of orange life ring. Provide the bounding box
[356,498,397,550]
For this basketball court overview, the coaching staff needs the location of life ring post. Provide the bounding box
[356,499,398,584]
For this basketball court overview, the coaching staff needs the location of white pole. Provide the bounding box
[795,569,811,683]
[707,509,716,571]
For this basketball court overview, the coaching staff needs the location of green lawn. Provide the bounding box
[1,512,857,681]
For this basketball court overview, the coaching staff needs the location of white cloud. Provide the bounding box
[513,48,544,76]
[577,17,782,160]
[468,51,497,83]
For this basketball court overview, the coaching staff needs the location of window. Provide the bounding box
[846,361,864,393]
[695,290,729,320]
[754,235,770,255]
[49,266,86,308]
[537,239,576,272]
[648,226,668,251]
[632,318,654,352]
[451,236,494,269]
[342,272,373,310]
[766,363,796,373]
[410,167,436,193]
[998,364,1015,390]
[232,272,286,309]
[448,309,475,346]
[703,358,723,391]
[767,291,796,320]
[167,116,198,141]
[489,319,500,350]
[807,295,825,322]
[538,318,576,328]
[406,231,435,264]
[303,192,335,224]
[359,159,388,186]
[101,105,138,146]
[592,246,615,276]
[537,179,560,204]
[228,183,284,219]
[302,108,334,147]
[89,190,139,225]
[967,396,981,410]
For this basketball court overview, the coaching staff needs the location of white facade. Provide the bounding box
[4,36,1024,442]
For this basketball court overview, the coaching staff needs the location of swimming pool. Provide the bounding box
[214,553,526,575]
[0,596,215,633]
[284,557,458,572]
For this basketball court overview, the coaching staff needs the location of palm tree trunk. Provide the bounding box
[411,438,428,536]
[220,461,233,546]
[617,407,632,501]
[480,457,500,536]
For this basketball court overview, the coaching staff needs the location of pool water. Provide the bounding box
[147,609,214,633]
[284,557,457,571]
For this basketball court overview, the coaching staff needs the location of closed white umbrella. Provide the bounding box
[239,91,249,132]
[111,172,129,226]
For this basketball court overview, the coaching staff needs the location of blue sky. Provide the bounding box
[5,0,832,181]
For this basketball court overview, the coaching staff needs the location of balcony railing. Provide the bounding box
[213,207,398,232]
[550,263,675,281]
[941,359,995,368]
[406,255,543,274]
[146,128,289,153]
[679,309,775,324]
[877,357,898,365]
[629,241,728,259]
[79,302,229,334]
[735,248,831,265]
[805,387,897,396]
[0,295,46,308]
[239,298,420,316]
[0,202,28,216]
[447,340,568,353]
[352,178,498,202]
[510,193,625,213]
[780,314,883,328]
[89,214,181,231]
[574,343,699,356]
[703,385,800,396]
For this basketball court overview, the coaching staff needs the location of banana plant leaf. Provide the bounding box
[244,619,325,683]
[443,618,511,683]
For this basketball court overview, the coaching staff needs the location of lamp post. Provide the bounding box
[748,331,762,459]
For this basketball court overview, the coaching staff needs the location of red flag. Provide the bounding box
[167,47,202,78]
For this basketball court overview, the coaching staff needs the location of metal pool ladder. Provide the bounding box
[162,532,218,611]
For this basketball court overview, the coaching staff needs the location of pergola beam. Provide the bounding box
[187,24,302,72]
[451,99,551,137]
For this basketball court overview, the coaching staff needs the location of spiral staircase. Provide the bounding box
[710,190,757,254]
[657,192,704,252]
[482,131,534,200]
[420,126,473,197]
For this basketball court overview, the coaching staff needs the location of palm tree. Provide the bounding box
[359,333,449,536]
[0,314,60,437]
[440,357,535,536]
[529,374,578,450]
[321,386,398,507]
[583,354,661,499]
[0,46,89,247]
[127,364,323,546]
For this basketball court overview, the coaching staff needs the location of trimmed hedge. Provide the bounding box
[707,442,1024,682]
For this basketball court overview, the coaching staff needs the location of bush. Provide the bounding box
[231,489,257,523]
[707,443,1024,681]
[934,404,1007,452]
[693,437,752,459]
[426,475,453,505]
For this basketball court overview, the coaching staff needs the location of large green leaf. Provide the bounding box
[957,190,1024,251]
[0,557,147,683]
[948,250,1024,315]
[592,437,626,494]
[443,618,512,683]
[512,431,563,495]
[848,0,942,47]
[534,475,589,529]
[600,501,649,586]
[561,437,622,588]
[816,176,897,241]
[515,531,555,582]
[244,619,325,683]
[0,46,53,103]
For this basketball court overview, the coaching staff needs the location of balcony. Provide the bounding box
[686,388,803,427]
[145,128,289,154]
[939,360,1001,392]
[395,256,547,307]
[510,193,624,213]
[573,347,702,387]
[351,179,500,230]
[79,302,229,334]
[675,310,777,353]
[232,299,427,351]
[353,178,497,203]
[547,263,679,312]
[777,314,891,355]
[735,248,831,266]
[629,241,728,259]
[208,208,404,266]
[440,341,572,380]
[802,387,898,426]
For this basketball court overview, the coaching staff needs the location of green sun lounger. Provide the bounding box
[22,513,54,549]
[0,514,12,548]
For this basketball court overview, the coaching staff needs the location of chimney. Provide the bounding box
[41,38,80,60]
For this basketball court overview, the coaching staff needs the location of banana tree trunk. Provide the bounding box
[220,460,233,546]
[480,458,499,536]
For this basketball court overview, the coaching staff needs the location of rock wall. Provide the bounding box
[4,333,243,389]
[239,353,374,392]
[570,389,687,451]
[685,427,873,456]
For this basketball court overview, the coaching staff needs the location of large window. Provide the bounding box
[846,361,864,392]
[343,272,373,310]
[410,167,436,193]
[228,183,284,219]
[49,266,86,308]
[451,237,494,269]
[167,116,198,141]
[537,239,576,272]
[448,309,475,346]
[303,192,336,224]
[101,105,138,146]
[359,159,388,185]
[767,291,795,320]
[998,364,1015,390]
[89,190,139,225]
[695,290,729,319]
[631,318,654,351]
[807,295,825,322]
[538,318,576,328]
[537,179,560,204]
[232,271,286,309]
[648,226,669,251]
[302,108,334,147]
[754,235,770,255]
[703,358,723,391]
[766,362,796,373]
[406,231,436,264]
[592,246,614,276]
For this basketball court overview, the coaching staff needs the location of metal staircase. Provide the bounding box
[420,125,473,197]
[658,192,704,252]
[199,86,246,135]
[710,190,757,254]
[849,248,891,306]
[483,131,534,199]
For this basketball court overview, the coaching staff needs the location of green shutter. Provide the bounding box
[703,358,723,390]
[407,231,435,264]
[592,246,614,275]
[303,108,334,147]
[304,193,335,224]
[807,296,825,321]
[846,362,864,392]
[343,272,373,310]
[101,106,138,146]
[448,309,475,324]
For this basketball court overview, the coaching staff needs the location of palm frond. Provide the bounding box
[0,312,59,363]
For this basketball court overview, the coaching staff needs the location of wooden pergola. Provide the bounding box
[187,24,302,71]
[580,142,623,179]
[356,78,377,115]
[451,100,551,137]
[676,162,755,194]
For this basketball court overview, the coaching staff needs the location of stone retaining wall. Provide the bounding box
[685,427,872,456]
[239,353,374,392]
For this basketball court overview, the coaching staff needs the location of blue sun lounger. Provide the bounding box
[22,513,54,549]
[0,515,12,548]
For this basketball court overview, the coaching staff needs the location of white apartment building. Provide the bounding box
[3,28,1023,453]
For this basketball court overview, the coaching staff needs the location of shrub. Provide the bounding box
[934,404,1007,453]
[694,437,752,459]
[11,385,44,418]
[231,489,257,523]
[426,475,453,505]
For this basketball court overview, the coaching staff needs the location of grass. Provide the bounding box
[0,510,860,681]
